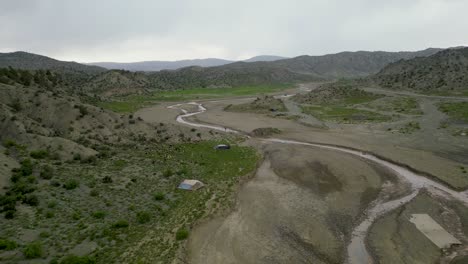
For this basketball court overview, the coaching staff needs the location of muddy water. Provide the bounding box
[168,102,468,264]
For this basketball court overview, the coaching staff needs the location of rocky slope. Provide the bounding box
[373,47,468,93]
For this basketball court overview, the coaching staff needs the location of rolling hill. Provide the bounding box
[226,48,442,79]
[0,51,105,75]
[373,47,468,92]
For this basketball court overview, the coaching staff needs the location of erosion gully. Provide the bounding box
[167,101,468,264]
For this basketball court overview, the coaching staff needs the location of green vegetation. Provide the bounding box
[30,149,49,159]
[295,81,381,105]
[366,97,422,115]
[224,95,286,114]
[23,242,43,259]
[175,227,189,240]
[136,211,151,224]
[0,239,18,250]
[112,220,129,228]
[63,179,79,190]
[398,122,421,134]
[301,105,391,123]
[92,211,106,219]
[97,84,291,113]
[439,102,468,123]
[0,140,258,263]
[0,67,60,87]
[153,192,165,201]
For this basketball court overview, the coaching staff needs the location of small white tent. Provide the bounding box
[178,179,204,191]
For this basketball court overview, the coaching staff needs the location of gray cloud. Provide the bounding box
[1,0,467,62]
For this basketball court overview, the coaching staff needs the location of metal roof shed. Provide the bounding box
[178,179,205,191]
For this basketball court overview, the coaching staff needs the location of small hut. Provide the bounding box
[178,179,204,191]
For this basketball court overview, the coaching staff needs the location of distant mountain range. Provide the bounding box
[87,55,288,72]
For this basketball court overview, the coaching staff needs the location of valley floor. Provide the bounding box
[137,82,468,263]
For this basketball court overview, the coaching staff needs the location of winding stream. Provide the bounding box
[167,102,468,264]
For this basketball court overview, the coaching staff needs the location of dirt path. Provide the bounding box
[169,102,468,264]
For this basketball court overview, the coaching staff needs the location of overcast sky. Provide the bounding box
[1,0,467,62]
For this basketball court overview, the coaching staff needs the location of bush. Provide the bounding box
[22,194,39,206]
[4,210,15,219]
[91,211,106,219]
[136,211,151,224]
[73,153,81,161]
[153,192,165,201]
[63,179,79,190]
[45,211,55,218]
[102,176,112,184]
[2,139,17,148]
[40,165,54,180]
[59,255,96,264]
[175,227,189,240]
[162,168,173,178]
[112,220,129,228]
[20,159,34,176]
[0,239,17,250]
[90,189,99,197]
[30,150,49,159]
[23,242,43,259]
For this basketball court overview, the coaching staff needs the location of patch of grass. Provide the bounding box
[63,179,79,190]
[91,211,106,219]
[0,239,18,250]
[175,227,189,240]
[398,122,421,134]
[97,84,291,113]
[136,211,151,224]
[367,97,422,115]
[301,105,391,123]
[153,192,165,201]
[112,220,129,228]
[23,242,43,259]
[30,149,49,159]
[112,159,127,169]
[439,102,468,123]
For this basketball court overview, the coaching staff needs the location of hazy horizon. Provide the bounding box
[1,0,467,63]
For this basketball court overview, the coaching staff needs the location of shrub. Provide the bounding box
[63,179,79,190]
[76,105,88,117]
[112,220,129,228]
[40,165,54,180]
[59,255,96,264]
[22,194,39,206]
[91,211,106,219]
[175,228,189,240]
[23,242,43,259]
[30,150,49,159]
[102,176,112,184]
[20,159,33,176]
[153,192,165,201]
[2,139,17,148]
[4,210,15,219]
[136,211,151,224]
[0,239,17,250]
[90,189,99,197]
[45,211,55,218]
[73,153,81,161]
[162,168,173,178]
